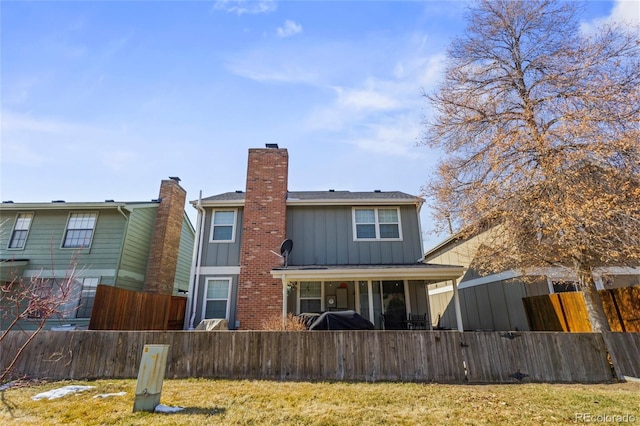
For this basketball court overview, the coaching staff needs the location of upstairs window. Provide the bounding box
[63,213,97,248]
[353,208,402,240]
[210,210,237,242]
[8,213,33,249]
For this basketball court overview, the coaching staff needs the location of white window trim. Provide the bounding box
[352,207,403,241]
[297,281,323,314]
[61,211,98,250]
[209,209,237,243]
[202,277,232,320]
[7,212,34,250]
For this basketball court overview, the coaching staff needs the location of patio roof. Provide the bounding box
[270,263,464,282]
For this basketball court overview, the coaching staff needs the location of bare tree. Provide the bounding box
[0,258,80,383]
[422,0,640,331]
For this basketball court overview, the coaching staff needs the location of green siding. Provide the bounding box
[116,207,157,291]
[174,215,195,294]
[1,208,126,274]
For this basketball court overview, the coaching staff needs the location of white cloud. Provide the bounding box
[350,114,423,157]
[277,20,302,38]
[213,0,277,15]
[581,0,640,34]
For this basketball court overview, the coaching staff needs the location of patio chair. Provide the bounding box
[408,313,429,330]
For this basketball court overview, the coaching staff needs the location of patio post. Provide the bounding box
[281,274,287,327]
[451,279,464,332]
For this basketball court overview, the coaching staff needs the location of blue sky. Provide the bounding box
[1,0,638,249]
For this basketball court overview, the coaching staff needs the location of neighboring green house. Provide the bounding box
[0,178,195,330]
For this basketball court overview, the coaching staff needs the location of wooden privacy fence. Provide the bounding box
[522,286,640,332]
[2,330,636,384]
[88,285,186,331]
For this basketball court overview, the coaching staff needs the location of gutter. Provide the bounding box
[186,191,206,330]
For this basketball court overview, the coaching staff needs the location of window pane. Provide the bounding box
[356,224,376,239]
[355,209,375,224]
[205,300,227,318]
[380,224,400,239]
[15,214,32,230]
[76,278,99,318]
[9,230,28,248]
[64,229,93,248]
[300,281,321,298]
[378,209,398,223]
[207,280,229,298]
[212,226,233,241]
[359,281,370,321]
[64,213,96,248]
[214,211,235,225]
[300,299,321,313]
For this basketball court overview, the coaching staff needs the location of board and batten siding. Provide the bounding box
[200,208,243,267]
[286,205,423,265]
[116,207,157,291]
[431,279,531,331]
[192,274,239,328]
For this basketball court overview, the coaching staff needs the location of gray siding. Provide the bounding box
[200,208,243,267]
[192,274,239,329]
[433,280,531,331]
[286,205,423,265]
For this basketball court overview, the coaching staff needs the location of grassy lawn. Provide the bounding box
[1,379,638,425]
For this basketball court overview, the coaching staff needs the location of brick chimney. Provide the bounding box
[144,177,186,295]
[236,146,289,329]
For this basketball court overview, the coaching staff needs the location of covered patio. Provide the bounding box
[271,263,465,331]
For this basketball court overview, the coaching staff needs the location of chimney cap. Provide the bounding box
[265,143,279,149]
[169,176,181,182]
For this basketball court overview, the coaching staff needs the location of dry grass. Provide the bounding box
[1,379,639,425]
[258,313,307,331]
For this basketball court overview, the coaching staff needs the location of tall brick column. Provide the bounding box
[144,178,186,295]
[236,147,288,329]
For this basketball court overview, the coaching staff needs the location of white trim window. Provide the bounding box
[76,277,99,318]
[209,210,237,243]
[62,212,97,248]
[203,278,232,319]
[299,281,322,313]
[8,212,33,249]
[353,207,402,241]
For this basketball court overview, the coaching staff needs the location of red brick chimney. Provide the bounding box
[236,146,289,329]
[144,177,186,295]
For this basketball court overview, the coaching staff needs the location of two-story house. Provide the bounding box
[0,178,195,330]
[185,146,464,330]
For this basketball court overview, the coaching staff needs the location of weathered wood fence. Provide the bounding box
[522,286,640,332]
[88,285,186,331]
[2,331,638,384]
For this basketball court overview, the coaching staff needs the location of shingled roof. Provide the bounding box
[198,190,423,205]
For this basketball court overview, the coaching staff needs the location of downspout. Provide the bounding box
[187,191,206,330]
[415,199,426,262]
[451,278,464,332]
[113,205,129,288]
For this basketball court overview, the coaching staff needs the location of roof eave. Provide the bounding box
[270,266,464,281]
